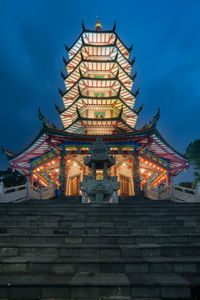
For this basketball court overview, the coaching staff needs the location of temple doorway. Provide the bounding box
[119,174,130,196]
[69,174,80,195]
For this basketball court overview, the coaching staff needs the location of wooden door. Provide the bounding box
[70,175,80,195]
[120,175,129,196]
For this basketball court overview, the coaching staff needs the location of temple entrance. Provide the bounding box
[69,174,80,195]
[119,174,130,196]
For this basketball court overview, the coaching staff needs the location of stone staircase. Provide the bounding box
[0,198,200,299]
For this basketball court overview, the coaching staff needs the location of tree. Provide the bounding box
[186,139,200,169]
[179,182,192,189]
[186,139,200,187]
[0,168,26,188]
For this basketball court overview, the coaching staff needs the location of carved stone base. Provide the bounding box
[80,176,120,204]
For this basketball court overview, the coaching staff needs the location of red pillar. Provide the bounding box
[83,167,86,175]
[29,173,34,186]
[114,166,117,176]
[166,172,170,191]
[65,166,70,195]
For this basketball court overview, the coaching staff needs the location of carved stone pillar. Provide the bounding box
[132,150,141,197]
[91,162,96,178]
[103,161,108,179]
[59,150,66,196]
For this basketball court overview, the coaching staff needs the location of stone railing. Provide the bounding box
[144,183,200,203]
[0,181,56,203]
[171,184,200,203]
[143,185,170,201]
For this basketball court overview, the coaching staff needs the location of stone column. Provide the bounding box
[0,181,4,202]
[132,150,141,197]
[103,161,108,179]
[91,162,96,178]
[59,150,66,196]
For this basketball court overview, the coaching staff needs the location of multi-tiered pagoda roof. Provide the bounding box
[3,20,189,191]
[56,22,139,135]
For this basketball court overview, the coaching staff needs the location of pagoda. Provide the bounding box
[3,20,189,197]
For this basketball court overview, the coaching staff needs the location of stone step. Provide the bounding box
[0,220,199,227]
[0,200,199,299]
[0,272,197,299]
[0,225,199,235]
[1,213,200,219]
[1,256,200,275]
[0,202,199,210]
[0,206,200,211]
[0,243,200,257]
[1,212,200,220]
[0,233,200,245]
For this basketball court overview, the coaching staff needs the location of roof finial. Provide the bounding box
[95,16,102,32]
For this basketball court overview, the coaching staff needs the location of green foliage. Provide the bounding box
[176,182,194,194]
[186,139,200,188]
[192,171,200,188]
[0,168,26,188]
[179,181,193,188]
[186,139,200,170]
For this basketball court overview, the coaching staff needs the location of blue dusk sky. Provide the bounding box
[0,0,199,183]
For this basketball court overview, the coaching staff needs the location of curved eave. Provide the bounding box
[8,128,46,162]
[153,128,187,161]
[65,59,135,89]
[62,77,137,101]
[68,30,130,58]
[64,62,134,91]
[66,44,132,73]
[8,126,188,178]
[60,95,139,116]
[66,74,133,93]
[84,31,131,54]
[64,116,135,133]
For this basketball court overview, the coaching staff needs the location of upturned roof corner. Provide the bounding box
[135,104,143,114]
[38,108,51,128]
[141,107,160,130]
[1,145,16,159]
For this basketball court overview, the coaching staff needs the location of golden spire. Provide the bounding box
[95,18,102,32]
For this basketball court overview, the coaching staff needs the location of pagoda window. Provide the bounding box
[94,75,104,79]
[95,111,105,119]
[95,92,104,97]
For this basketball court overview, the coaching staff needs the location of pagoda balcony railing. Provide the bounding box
[0,180,199,203]
[144,183,200,203]
[0,181,56,203]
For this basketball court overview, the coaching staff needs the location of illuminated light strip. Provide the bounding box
[139,157,168,173]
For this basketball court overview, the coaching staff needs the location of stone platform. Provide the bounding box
[0,198,200,299]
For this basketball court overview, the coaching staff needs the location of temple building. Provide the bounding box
[3,20,189,197]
